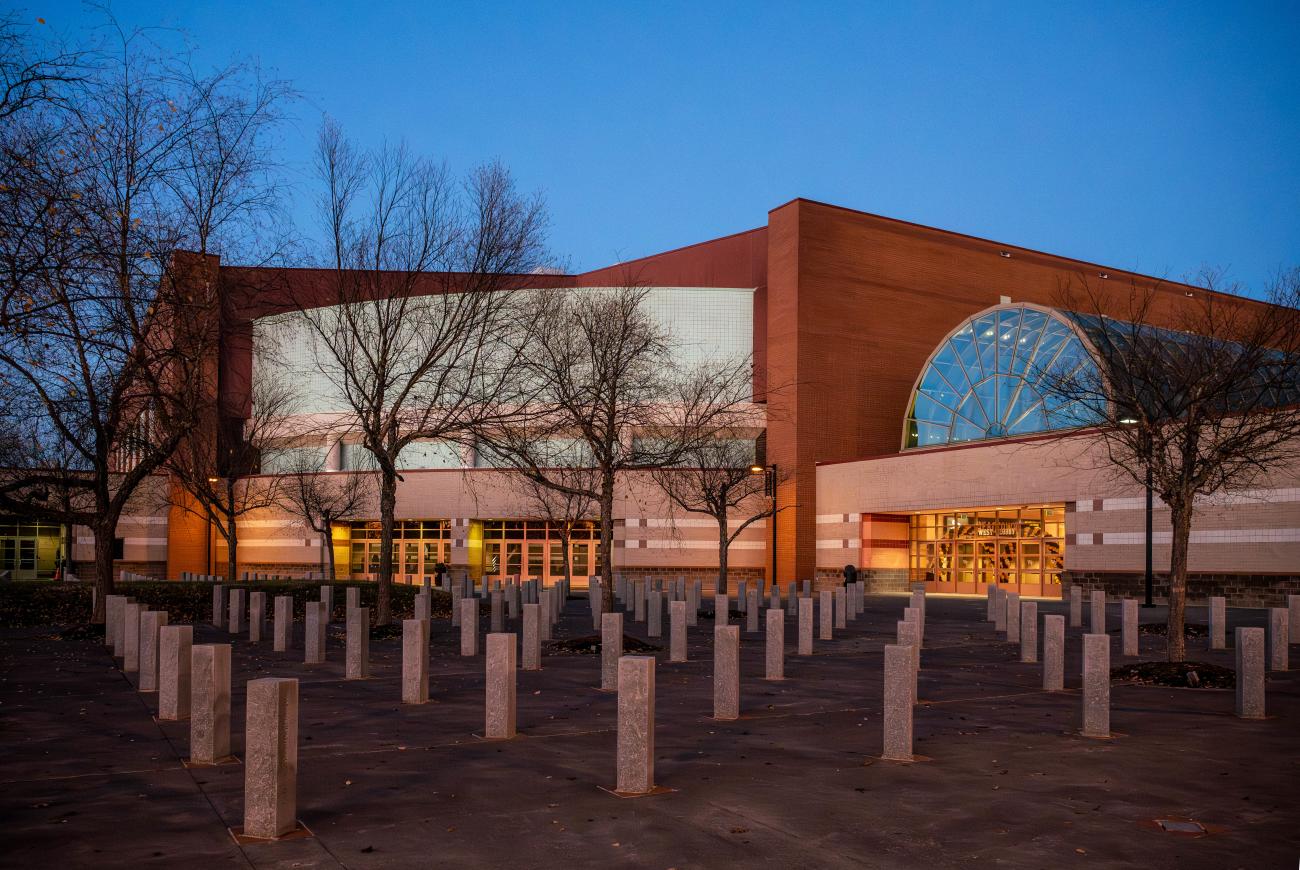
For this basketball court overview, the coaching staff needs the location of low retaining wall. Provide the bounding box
[1066,571,1300,609]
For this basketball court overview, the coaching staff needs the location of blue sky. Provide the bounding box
[25,1,1300,292]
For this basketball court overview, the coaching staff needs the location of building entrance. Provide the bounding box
[909,505,1064,597]
[480,519,601,586]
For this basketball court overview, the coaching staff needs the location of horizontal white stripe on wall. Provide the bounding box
[78,536,168,546]
[815,539,855,549]
[641,518,766,529]
[641,539,765,550]
[1076,528,1300,545]
[1084,487,1300,513]
[816,513,861,524]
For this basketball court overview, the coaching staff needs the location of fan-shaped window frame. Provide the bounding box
[902,302,1104,450]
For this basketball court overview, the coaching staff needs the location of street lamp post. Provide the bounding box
[1144,463,1155,608]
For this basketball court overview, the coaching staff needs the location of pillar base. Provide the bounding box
[598,784,676,799]
[182,755,240,768]
[229,821,313,844]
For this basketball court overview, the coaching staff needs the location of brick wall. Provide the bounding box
[1066,570,1300,609]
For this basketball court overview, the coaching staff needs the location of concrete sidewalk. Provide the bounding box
[1,595,1296,868]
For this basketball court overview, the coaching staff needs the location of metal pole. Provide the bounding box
[769,464,777,593]
[1144,464,1154,607]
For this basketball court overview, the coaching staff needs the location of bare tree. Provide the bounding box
[516,466,598,587]
[277,447,373,582]
[474,284,756,614]
[0,13,85,119]
[0,20,291,620]
[1041,270,1300,661]
[653,437,785,594]
[162,375,296,583]
[282,120,548,624]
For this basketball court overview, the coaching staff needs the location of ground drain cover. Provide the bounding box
[1156,819,1205,833]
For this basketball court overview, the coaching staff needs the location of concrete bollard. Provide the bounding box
[986,585,996,621]
[1081,633,1110,738]
[249,591,266,643]
[1122,599,1139,656]
[1266,608,1288,671]
[766,608,785,680]
[819,589,834,641]
[747,586,760,633]
[1090,590,1106,635]
[1289,594,1300,644]
[882,644,914,762]
[1020,601,1038,663]
[601,612,623,691]
[228,588,246,635]
[615,656,656,794]
[123,602,144,672]
[105,595,125,650]
[490,590,504,633]
[273,596,291,652]
[320,585,334,622]
[540,589,554,641]
[402,618,430,704]
[460,598,479,656]
[834,588,847,630]
[243,677,298,839]
[451,586,463,627]
[798,597,814,655]
[669,600,687,663]
[305,601,326,664]
[139,610,169,692]
[1069,585,1082,628]
[523,603,542,671]
[212,586,227,630]
[346,586,359,611]
[345,607,370,679]
[687,583,699,627]
[591,583,604,631]
[415,592,430,622]
[1209,596,1226,650]
[1043,614,1065,690]
[713,624,740,720]
[648,590,662,638]
[1235,627,1265,718]
[158,625,193,720]
[1005,591,1021,644]
[994,587,1007,632]
[189,644,231,763]
[714,593,728,626]
[634,583,646,622]
[485,633,517,739]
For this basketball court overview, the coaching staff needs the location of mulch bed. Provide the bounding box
[547,634,662,655]
[1111,661,1234,689]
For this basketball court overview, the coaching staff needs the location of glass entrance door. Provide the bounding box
[909,506,1065,596]
[479,520,600,586]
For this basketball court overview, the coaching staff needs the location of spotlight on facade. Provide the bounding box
[749,464,764,474]
[1119,416,1138,425]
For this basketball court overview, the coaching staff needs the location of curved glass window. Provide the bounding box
[904,304,1101,449]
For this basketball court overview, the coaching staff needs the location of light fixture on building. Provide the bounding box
[1119,416,1138,425]
[999,251,1011,258]
[1098,272,1110,279]
[1184,291,1195,298]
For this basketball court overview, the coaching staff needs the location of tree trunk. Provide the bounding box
[599,468,616,614]
[1166,498,1193,662]
[62,522,74,580]
[91,512,119,623]
[717,516,729,595]
[325,525,337,582]
[376,466,397,625]
[224,514,239,586]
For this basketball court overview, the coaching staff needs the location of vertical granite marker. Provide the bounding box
[1090,590,1106,635]
[601,612,623,691]
[713,624,740,720]
[402,618,430,704]
[320,585,334,622]
[834,588,847,630]
[798,597,814,655]
[766,608,785,680]
[882,644,914,762]
[1235,627,1265,718]
[1266,608,1288,671]
[819,589,834,641]
[747,587,760,633]
[1081,633,1110,738]
[986,585,996,621]
[485,633,517,739]
[243,677,298,839]
[190,643,231,763]
[249,591,266,643]
[123,602,144,672]
[994,588,1007,632]
[158,625,192,720]
[460,598,479,657]
[1020,601,1038,663]
[138,610,168,692]
[714,593,729,626]
[1122,599,1139,656]
[897,619,920,703]
[273,595,291,652]
[212,586,227,630]
[304,601,326,664]
[669,600,687,663]
[648,590,662,638]
[490,590,504,633]
[1005,592,1021,644]
[228,588,246,635]
[522,603,541,671]
[615,656,656,794]
[1043,614,1065,690]
[1069,586,1082,628]
[1209,596,1226,650]
[346,607,370,679]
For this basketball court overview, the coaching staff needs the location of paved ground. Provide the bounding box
[1,593,1296,869]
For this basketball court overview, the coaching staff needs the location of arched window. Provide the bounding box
[903,304,1101,449]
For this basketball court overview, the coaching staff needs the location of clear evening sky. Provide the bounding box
[21,1,1300,293]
